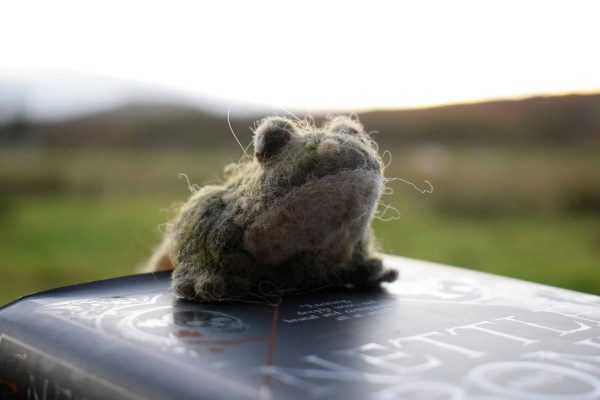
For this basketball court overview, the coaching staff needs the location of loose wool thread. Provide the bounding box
[148,115,401,301]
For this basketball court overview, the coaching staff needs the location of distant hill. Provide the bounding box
[359,94,600,146]
[2,93,599,149]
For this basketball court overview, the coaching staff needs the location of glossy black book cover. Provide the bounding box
[1,256,600,400]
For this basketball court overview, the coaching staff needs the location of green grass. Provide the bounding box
[0,196,166,305]
[0,146,599,306]
[375,211,600,294]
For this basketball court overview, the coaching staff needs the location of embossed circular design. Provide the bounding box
[469,361,600,400]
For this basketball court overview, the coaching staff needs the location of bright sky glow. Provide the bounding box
[2,0,600,111]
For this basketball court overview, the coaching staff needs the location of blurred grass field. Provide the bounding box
[1,146,599,306]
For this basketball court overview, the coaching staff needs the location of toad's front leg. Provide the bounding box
[171,253,256,301]
[169,186,258,301]
[343,257,398,288]
[341,239,398,288]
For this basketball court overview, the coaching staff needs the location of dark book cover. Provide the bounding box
[1,255,600,400]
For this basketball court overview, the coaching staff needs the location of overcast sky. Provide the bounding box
[2,0,600,112]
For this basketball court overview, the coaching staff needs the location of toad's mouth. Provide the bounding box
[243,169,383,266]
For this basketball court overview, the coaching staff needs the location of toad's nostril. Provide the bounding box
[317,139,340,156]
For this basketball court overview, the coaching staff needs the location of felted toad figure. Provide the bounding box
[148,116,397,301]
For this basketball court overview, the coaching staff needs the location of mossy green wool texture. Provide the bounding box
[149,116,398,301]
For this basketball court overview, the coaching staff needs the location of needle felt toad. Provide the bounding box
[148,116,398,301]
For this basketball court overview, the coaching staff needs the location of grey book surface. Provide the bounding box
[1,255,600,400]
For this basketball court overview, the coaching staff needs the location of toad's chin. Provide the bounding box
[243,169,383,266]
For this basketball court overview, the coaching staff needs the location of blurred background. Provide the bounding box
[1,1,599,305]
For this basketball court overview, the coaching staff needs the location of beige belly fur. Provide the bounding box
[243,170,382,266]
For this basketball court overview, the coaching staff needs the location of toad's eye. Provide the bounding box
[253,117,296,163]
[325,116,367,137]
